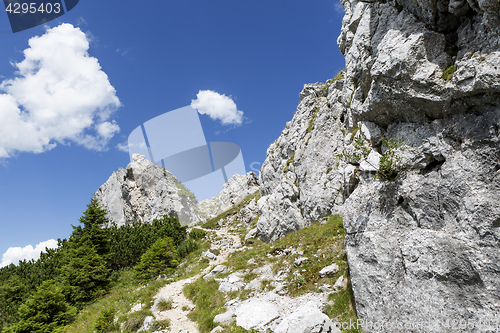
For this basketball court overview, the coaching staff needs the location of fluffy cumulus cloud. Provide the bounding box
[191,90,244,126]
[0,239,58,267]
[0,23,121,158]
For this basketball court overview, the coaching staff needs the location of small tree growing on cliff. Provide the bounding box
[377,137,406,181]
[336,133,406,181]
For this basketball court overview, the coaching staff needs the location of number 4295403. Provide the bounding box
[5,2,61,14]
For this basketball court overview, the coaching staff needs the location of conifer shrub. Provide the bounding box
[61,244,111,308]
[133,237,179,281]
[177,238,199,258]
[3,280,76,333]
[189,228,208,240]
[107,215,187,270]
[94,308,118,333]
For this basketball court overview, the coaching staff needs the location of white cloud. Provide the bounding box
[0,23,121,158]
[1,239,58,268]
[117,140,147,153]
[191,90,244,126]
[116,141,129,152]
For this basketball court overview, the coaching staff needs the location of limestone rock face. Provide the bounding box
[274,301,340,333]
[198,172,259,219]
[257,0,500,330]
[95,154,203,226]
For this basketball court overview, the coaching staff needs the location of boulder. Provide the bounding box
[137,316,154,332]
[294,257,309,267]
[218,272,246,293]
[130,303,142,313]
[203,265,228,280]
[237,198,259,224]
[201,250,217,260]
[333,276,344,291]
[274,301,340,333]
[245,228,258,240]
[210,326,223,333]
[235,300,280,330]
[213,310,235,325]
[319,264,339,278]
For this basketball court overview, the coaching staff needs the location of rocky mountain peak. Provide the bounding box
[96,154,260,227]
[95,153,203,226]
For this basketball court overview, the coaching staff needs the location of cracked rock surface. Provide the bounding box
[95,154,203,226]
[256,0,500,331]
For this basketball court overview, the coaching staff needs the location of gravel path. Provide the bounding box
[152,226,241,333]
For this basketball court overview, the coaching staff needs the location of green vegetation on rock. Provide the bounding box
[442,64,455,81]
[201,191,260,229]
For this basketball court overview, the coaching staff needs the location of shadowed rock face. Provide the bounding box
[95,154,203,226]
[257,0,500,330]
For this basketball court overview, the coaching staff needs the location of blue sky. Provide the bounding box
[0,0,345,265]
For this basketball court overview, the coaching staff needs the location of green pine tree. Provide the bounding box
[133,237,179,281]
[3,280,76,333]
[70,196,110,258]
[60,243,110,307]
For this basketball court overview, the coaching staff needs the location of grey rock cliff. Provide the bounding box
[198,172,259,219]
[95,154,203,226]
[257,0,500,331]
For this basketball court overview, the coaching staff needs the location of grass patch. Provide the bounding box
[157,299,172,311]
[442,64,455,81]
[332,70,345,82]
[307,108,320,134]
[283,152,295,173]
[122,309,151,332]
[201,191,261,229]
[229,239,270,271]
[186,215,359,332]
[260,279,275,291]
[324,278,359,333]
[94,308,118,333]
[272,215,347,297]
[175,240,211,279]
[183,278,226,333]
[152,318,171,330]
[230,215,350,296]
[349,123,361,140]
[242,272,258,283]
[63,268,167,333]
[326,166,333,174]
[223,322,260,332]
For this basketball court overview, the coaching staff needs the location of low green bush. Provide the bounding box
[94,308,118,332]
[133,237,179,281]
[189,228,208,240]
[177,238,199,258]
